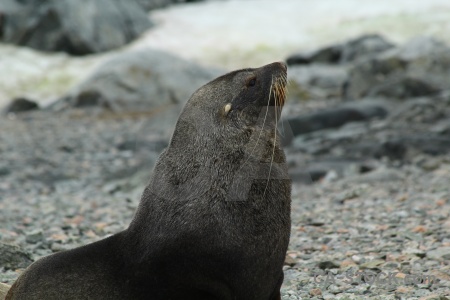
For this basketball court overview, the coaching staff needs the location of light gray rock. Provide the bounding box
[53,49,222,112]
[0,0,153,55]
[288,65,348,100]
[426,247,450,261]
[25,230,44,244]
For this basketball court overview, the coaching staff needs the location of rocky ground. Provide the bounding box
[0,118,449,300]
[0,109,449,300]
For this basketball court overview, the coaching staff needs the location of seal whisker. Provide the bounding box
[262,76,281,199]
[277,75,288,137]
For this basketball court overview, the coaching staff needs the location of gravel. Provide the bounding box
[0,109,449,299]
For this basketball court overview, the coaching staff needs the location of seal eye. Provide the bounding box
[248,78,256,87]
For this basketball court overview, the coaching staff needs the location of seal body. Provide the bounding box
[7,62,291,300]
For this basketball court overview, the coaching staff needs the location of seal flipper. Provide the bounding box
[6,233,129,300]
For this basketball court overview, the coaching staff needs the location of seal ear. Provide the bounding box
[223,103,232,115]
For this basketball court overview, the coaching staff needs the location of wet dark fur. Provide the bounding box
[7,62,291,300]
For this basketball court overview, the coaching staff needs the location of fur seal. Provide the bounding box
[7,62,291,300]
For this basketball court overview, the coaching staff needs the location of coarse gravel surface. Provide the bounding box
[0,108,449,299]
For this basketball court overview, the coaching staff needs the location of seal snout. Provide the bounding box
[275,61,287,71]
[266,62,287,108]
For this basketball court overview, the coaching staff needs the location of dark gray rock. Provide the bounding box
[53,49,222,112]
[345,36,450,100]
[134,0,203,11]
[396,135,450,156]
[134,0,177,10]
[0,0,153,55]
[345,140,407,161]
[281,100,388,144]
[317,260,340,269]
[0,243,33,270]
[0,166,11,177]
[390,97,447,124]
[4,97,39,114]
[287,44,341,65]
[288,160,373,184]
[366,75,440,99]
[286,34,394,65]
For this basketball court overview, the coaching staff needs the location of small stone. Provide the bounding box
[0,167,11,177]
[317,261,340,270]
[360,259,385,270]
[4,98,39,114]
[25,230,44,244]
[403,247,426,258]
[340,259,357,269]
[50,243,71,252]
[49,233,69,242]
[309,288,322,296]
[418,294,445,300]
[306,220,325,226]
[420,157,442,171]
[351,255,362,263]
[395,285,413,293]
[426,247,450,260]
[284,255,297,267]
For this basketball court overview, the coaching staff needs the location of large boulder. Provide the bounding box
[344,37,450,100]
[52,49,222,112]
[285,35,394,101]
[281,99,389,145]
[284,91,450,163]
[286,34,394,66]
[0,0,153,55]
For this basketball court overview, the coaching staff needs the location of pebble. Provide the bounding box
[25,230,44,244]
[426,247,450,261]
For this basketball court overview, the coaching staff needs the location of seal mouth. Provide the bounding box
[269,73,288,108]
